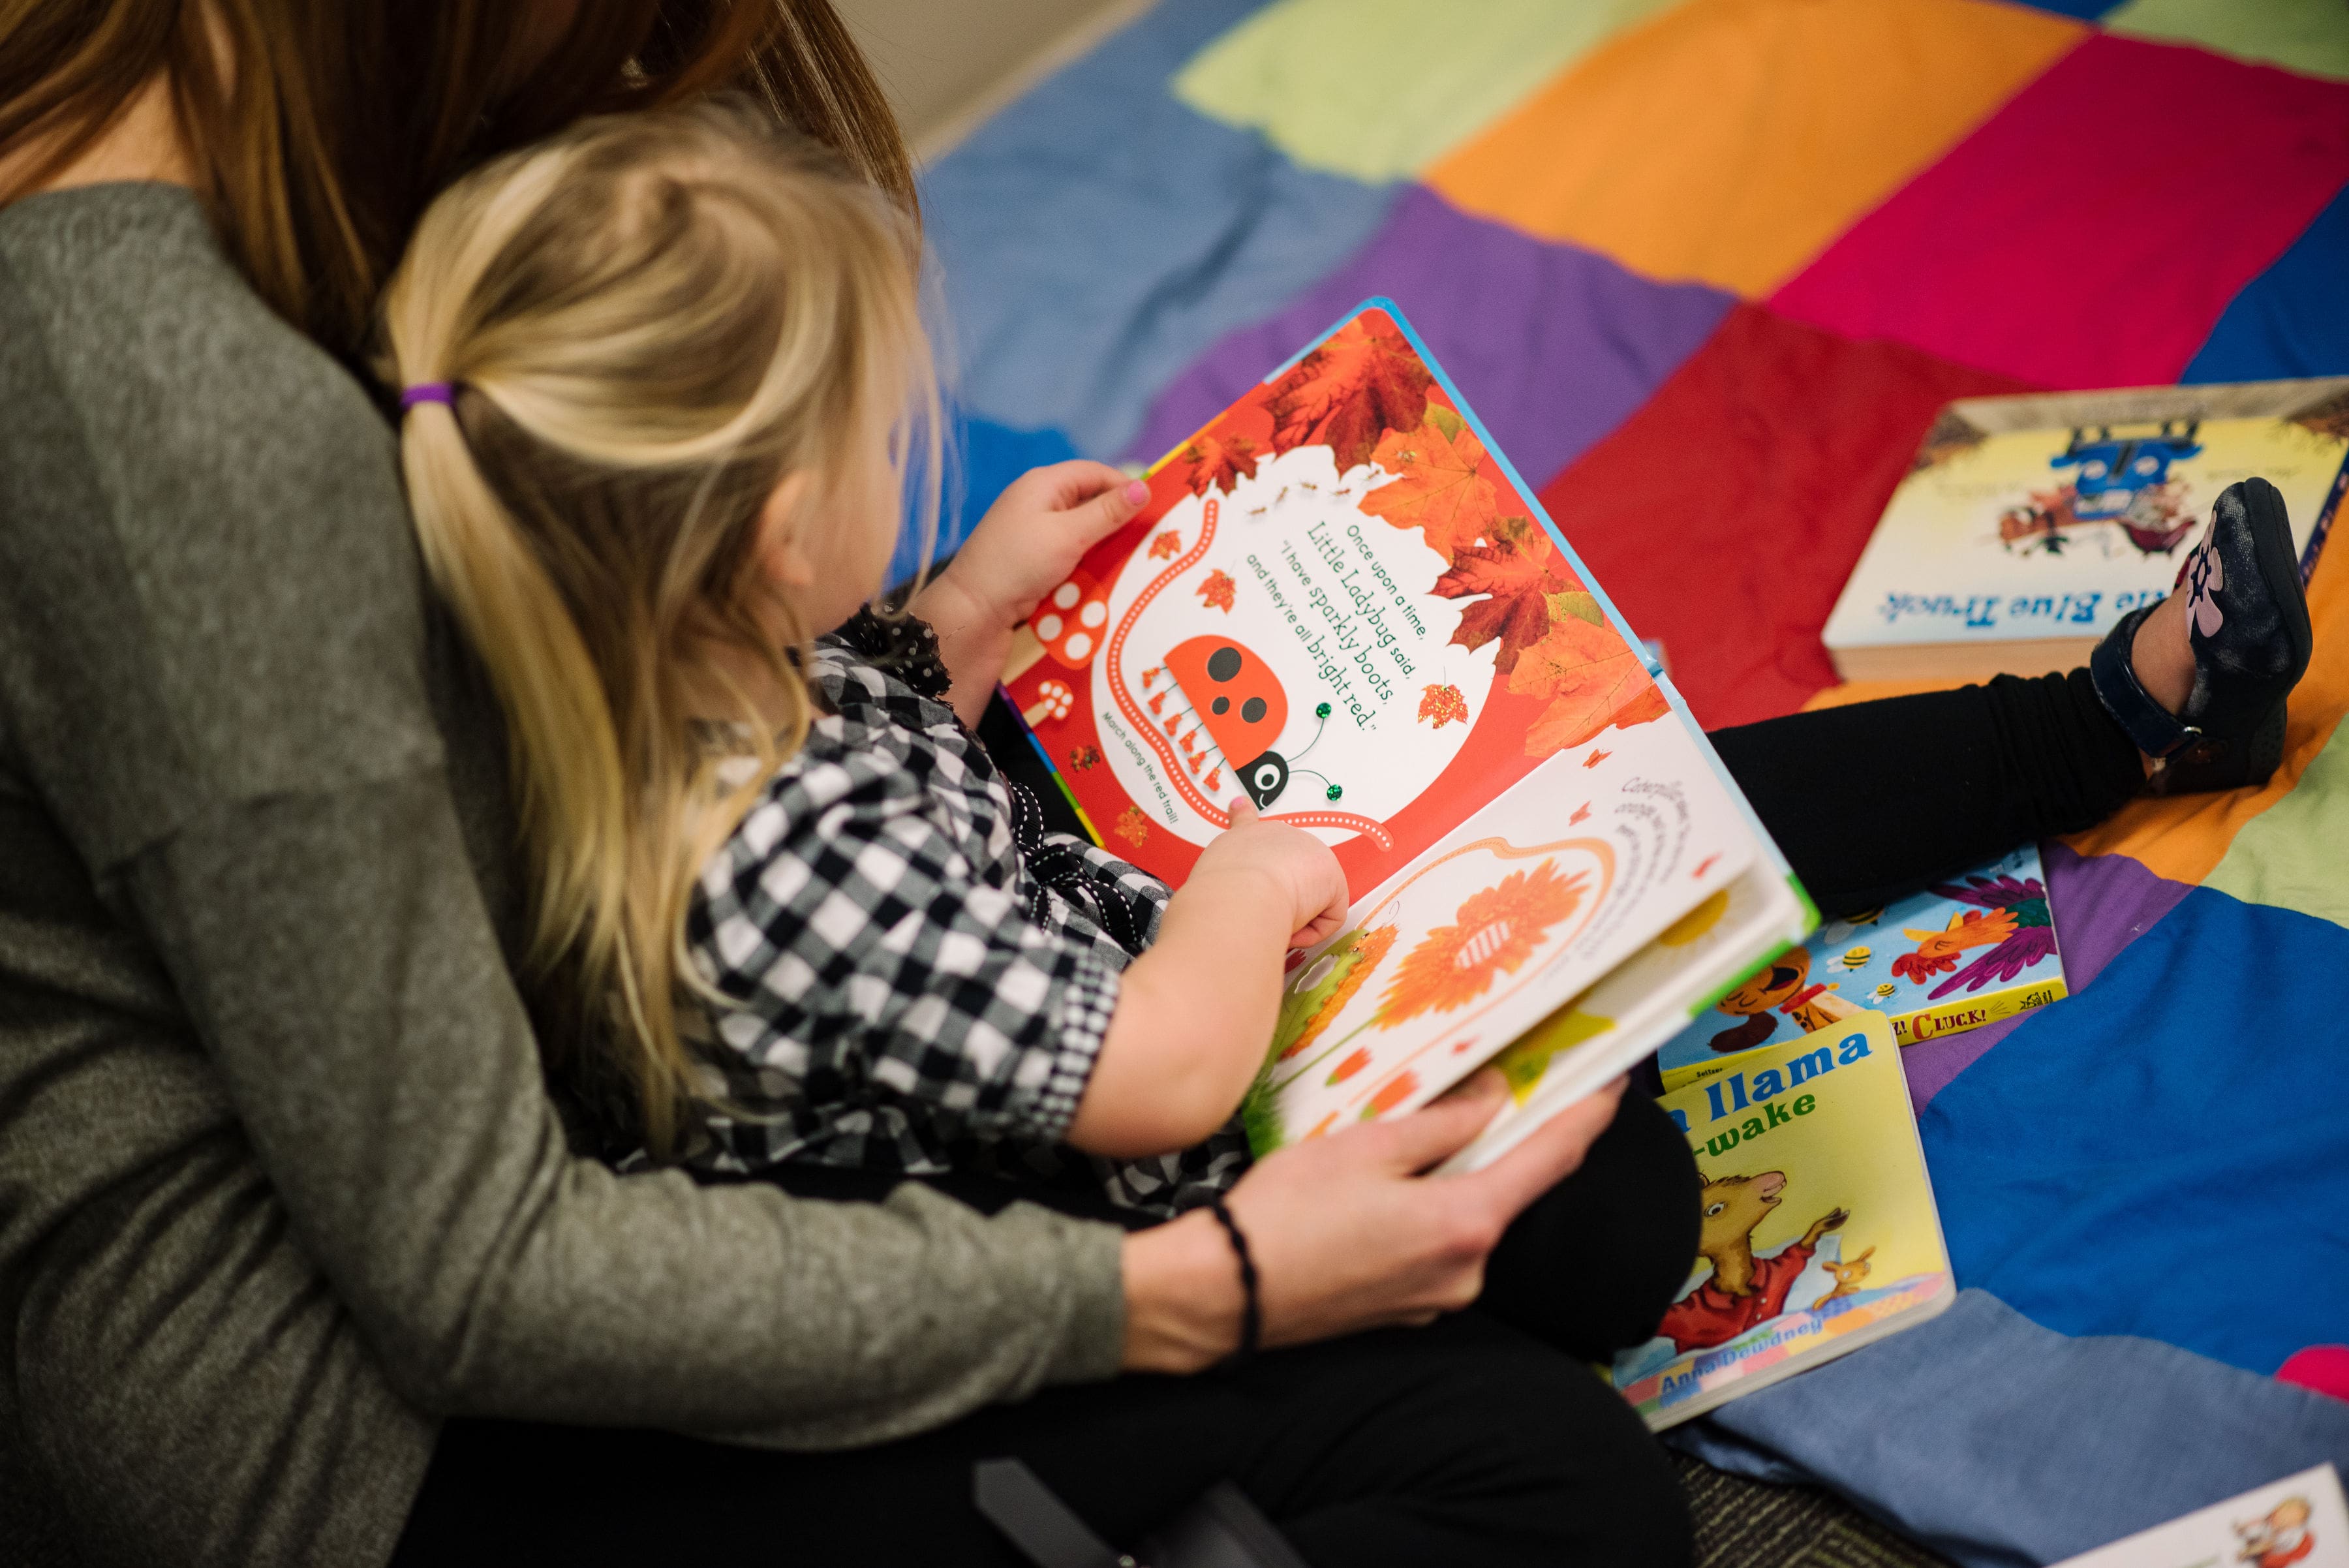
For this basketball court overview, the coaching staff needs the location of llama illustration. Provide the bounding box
[1656,1169,1848,1354]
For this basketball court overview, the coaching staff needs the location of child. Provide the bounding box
[383,99,1347,1215]
[383,98,2316,1233]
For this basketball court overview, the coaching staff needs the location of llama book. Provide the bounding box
[998,301,1814,1156]
[1608,1012,1956,1430]
[2048,1462,2348,1568]
[1822,378,2349,682]
[1653,842,2066,1092]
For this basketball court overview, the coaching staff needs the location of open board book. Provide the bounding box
[1822,378,2349,683]
[1000,301,1815,1167]
[1607,1013,1955,1430]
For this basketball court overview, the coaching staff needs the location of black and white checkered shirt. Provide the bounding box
[681,638,1250,1216]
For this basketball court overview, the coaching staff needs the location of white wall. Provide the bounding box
[833,0,1149,161]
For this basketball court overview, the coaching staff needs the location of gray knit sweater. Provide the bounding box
[0,183,1124,1568]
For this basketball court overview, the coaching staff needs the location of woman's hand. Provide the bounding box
[908,461,1149,726]
[1190,797,1349,947]
[1120,1071,1629,1372]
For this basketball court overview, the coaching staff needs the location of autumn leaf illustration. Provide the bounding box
[1197,569,1236,613]
[1147,530,1182,561]
[1359,417,1498,563]
[1114,805,1151,848]
[1506,615,1671,758]
[1362,1071,1420,1120]
[1176,433,1262,497]
[1433,520,1575,675]
[1264,316,1432,471]
[1379,861,1587,1028]
[1417,683,1469,729]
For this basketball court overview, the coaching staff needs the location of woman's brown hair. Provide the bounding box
[0,1,913,361]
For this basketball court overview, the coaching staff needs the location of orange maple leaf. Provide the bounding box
[1147,530,1182,561]
[1197,569,1236,612]
[1177,433,1262,497]
[1378,861,1587,1027]
[1432,523,1573,675]
[1507,616,1670,759]
[1264,317,1432,472]
[1360,418,1499,563]
[1416,683,1469,729]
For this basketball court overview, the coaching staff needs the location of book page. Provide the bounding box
[1443,857,1809,1173]
[1242,716,1757,1149]
[1005,305,1674,901]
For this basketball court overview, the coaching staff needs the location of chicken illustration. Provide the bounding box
[1657,1169,1847,1353]
[1891,872,2057,1001]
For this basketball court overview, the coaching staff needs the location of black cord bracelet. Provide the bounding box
[1205,1195,1261,1369]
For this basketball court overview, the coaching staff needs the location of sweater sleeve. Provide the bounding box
[2,206,1126,1445]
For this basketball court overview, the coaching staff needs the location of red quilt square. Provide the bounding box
[1539,304,2027,728]
[1770,33,2349,389]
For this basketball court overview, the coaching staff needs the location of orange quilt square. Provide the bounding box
[1425,0,2083,297]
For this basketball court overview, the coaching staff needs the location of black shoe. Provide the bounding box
[2089,477,2312,795]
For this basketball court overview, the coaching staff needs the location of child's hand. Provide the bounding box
[1193,798,1350,947]
[938,461,1150,628]
[906,461,1149,726]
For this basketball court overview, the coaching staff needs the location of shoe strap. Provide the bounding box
[2091,604,2202,761]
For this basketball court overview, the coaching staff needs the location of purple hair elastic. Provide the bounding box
[399,382,457,412]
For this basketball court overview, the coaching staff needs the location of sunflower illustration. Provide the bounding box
[1377,860,1588,1028]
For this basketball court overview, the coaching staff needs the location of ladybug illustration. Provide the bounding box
[1165,634,1291,807]
[1030,568,1112,670]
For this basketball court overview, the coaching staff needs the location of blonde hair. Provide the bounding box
[380,98,940,1156]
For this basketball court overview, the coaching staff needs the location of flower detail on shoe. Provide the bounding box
[2185,534,2225,639]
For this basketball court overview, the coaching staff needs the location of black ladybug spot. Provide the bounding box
[1212,696,1230,715]
[1206,647,1242,682]
[1241,696,1267,724]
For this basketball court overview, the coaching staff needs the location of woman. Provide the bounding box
[0,4,2307,1565]
[0,7,1681,1567]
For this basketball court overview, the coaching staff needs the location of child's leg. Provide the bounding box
[1475,1091,1703,1360]
[1710,668,2141,917]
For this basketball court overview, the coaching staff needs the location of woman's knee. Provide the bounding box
[1479,1089,1701,1357]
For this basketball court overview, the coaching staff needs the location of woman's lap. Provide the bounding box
[395,1096,1699,1567]
[396,1311,1685,1567]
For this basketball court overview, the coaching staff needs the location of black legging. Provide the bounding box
[393,671,2144,1568]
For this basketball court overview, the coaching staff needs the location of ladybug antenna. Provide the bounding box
[1286,766,1345,803]
[1290,703,1334,762]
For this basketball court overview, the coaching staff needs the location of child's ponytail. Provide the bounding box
[378,99,940,1155]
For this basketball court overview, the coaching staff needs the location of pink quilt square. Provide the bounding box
[1771,33,2349,388]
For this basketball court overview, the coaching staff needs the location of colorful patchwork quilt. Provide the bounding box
[915,3,2349,1560]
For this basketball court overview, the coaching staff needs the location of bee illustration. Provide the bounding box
[1874,982,1896,1001]
[1839,947,1873,970]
